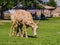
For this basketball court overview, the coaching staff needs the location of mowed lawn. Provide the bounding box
[0,17,60,45]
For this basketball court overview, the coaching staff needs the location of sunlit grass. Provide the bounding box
[0,17,60,45]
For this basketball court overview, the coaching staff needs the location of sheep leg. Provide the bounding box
[23,24,28,38]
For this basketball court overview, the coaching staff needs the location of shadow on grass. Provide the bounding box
[23,35,37,38]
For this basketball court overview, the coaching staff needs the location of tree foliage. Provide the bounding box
[0,0,15,10]
[46,0,56,7]
[0,0,43,10]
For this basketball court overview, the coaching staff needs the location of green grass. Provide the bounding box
[0,17,60,45]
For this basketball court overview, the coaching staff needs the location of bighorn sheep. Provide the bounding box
[9,9,38,38]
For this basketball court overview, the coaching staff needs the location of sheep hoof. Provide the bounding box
[9,34,11,37]
[20,34,23,37]
[26,36,28,38]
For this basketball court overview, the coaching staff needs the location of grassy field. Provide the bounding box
[0,17,60,45]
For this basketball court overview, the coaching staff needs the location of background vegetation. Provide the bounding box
[46,0,56,7]
[0,0,57,19]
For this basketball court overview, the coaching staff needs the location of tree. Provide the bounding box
[0,0,9,19]
[46,0,56,7]
[38,0,43,4]
[20,0,37,9]
[0,0,15,19]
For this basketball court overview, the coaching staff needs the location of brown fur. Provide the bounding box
[9,9,38,38]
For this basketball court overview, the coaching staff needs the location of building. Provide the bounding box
[52,7,60,17]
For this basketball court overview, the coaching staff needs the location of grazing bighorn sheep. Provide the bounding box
[9,9,38,38]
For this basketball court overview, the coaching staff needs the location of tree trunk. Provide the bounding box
[0,6,4,19]
[0,7,4,20]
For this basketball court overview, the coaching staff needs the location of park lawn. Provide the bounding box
[0,17,60,45]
